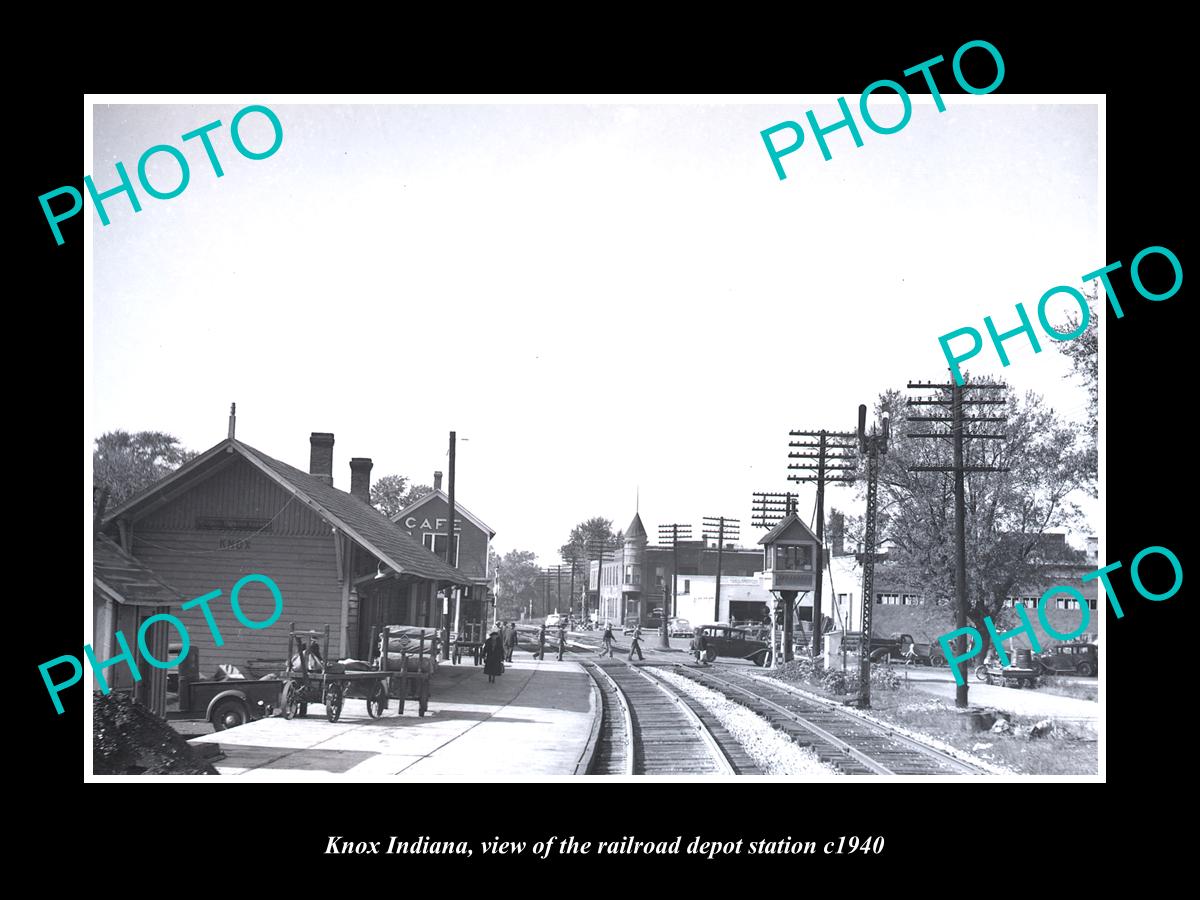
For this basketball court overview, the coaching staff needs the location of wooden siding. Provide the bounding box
[132,530,343,672]
[136,456,329,536]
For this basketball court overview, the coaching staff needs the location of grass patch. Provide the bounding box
[763,668,1097,776]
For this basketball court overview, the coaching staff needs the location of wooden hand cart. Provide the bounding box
[375,626,437,717]
[280,623,394,723]
[451,622,486,666]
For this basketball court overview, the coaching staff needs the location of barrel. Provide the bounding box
[1015,648,1033,669]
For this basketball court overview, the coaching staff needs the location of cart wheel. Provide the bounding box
[975,666,988,683]
[366,680,387,719]
[210,697,249,731]
[1011,678,1023,689]
[325,681,344,723]
[282,681,300,720]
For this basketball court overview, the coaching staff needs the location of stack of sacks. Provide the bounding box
[379,626,439,674]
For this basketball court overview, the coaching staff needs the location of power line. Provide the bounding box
[787,427,857,659]
[905,377,1009,708]
[702,516,741,624]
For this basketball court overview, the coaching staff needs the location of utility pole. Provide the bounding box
[788,428,858,658]
[657,523,692,648]
[750,492,799,531]
[441,430,456,661]
[702,517,741,624]
[566,556,578,624]
[906,378,1008,708]
[856,404,890,709]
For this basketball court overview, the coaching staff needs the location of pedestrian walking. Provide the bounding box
[694,628,709,665]
[557,623,567,661]
[482,629,505,684]
[599,622,615,657]
[628,624,644,661]
[508,622,519,661]
[538,623,547,660]
[501,621,513,662]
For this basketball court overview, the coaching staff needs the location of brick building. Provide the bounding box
[590,513,764,625]
[393,470,496,634]
[823,524,1100,649]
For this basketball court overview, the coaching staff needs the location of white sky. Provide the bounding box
[89,99,1099,561]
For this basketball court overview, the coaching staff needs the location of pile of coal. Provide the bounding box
[93,691,218,776]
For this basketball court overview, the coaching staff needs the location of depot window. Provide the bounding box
[774,544,813,571]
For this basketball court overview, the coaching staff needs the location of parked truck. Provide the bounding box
[841,632,947,666]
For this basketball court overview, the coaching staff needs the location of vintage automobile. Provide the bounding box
[694,624,772,666]
[1037,641,1098,677]
[543,613,563,629]
[668,617,693,637]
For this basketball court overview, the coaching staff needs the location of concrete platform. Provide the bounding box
[189,657,596,779]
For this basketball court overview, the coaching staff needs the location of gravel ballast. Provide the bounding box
[655,670,843,776]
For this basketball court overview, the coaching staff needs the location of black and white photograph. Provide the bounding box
[78,90,1118,783]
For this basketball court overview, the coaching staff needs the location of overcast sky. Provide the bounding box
[89,99,1099,561]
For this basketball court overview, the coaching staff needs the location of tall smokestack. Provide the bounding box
[434,471,443,491]
[350,458,373,504]
[309,432,335,486]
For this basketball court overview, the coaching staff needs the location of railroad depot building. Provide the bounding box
[101,426,471,681]
[393,470,496,634]
[590,513,766,625]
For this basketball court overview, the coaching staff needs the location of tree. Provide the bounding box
[494,549,542,619]
[370,474,434,517]
[1051,284,1098,496]
[846,383,1093,661]
[93,431,198,509]
[558,517,622,565]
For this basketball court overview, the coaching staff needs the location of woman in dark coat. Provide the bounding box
[483,629,505,683]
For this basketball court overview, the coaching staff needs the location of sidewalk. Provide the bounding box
[189,657,596,779]
[908,677,1099,728]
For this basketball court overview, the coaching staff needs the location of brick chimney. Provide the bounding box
[350,458,373,504]
[434,470,443,491]
[830,510,845,556]
[309,432,335,486]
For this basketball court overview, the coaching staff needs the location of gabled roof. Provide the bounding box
[94,533,185,608]
[104,439,471,586]
[393,489,496,538]
[758,512,821,546]
[625,513,647,542]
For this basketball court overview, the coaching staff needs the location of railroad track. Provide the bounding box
[670,665,988,775]
[582,661,752,775]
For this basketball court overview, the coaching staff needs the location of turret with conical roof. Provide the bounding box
[625,513,648,545]
[622,512,646,593]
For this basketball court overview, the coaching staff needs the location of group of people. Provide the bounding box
[481,619,578,683]
[595,622,645,661]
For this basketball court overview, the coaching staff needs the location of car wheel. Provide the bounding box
[210,697,248,731]
[930,655,946,667]
[1076,661,1095,677]
[704,649,717,663]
